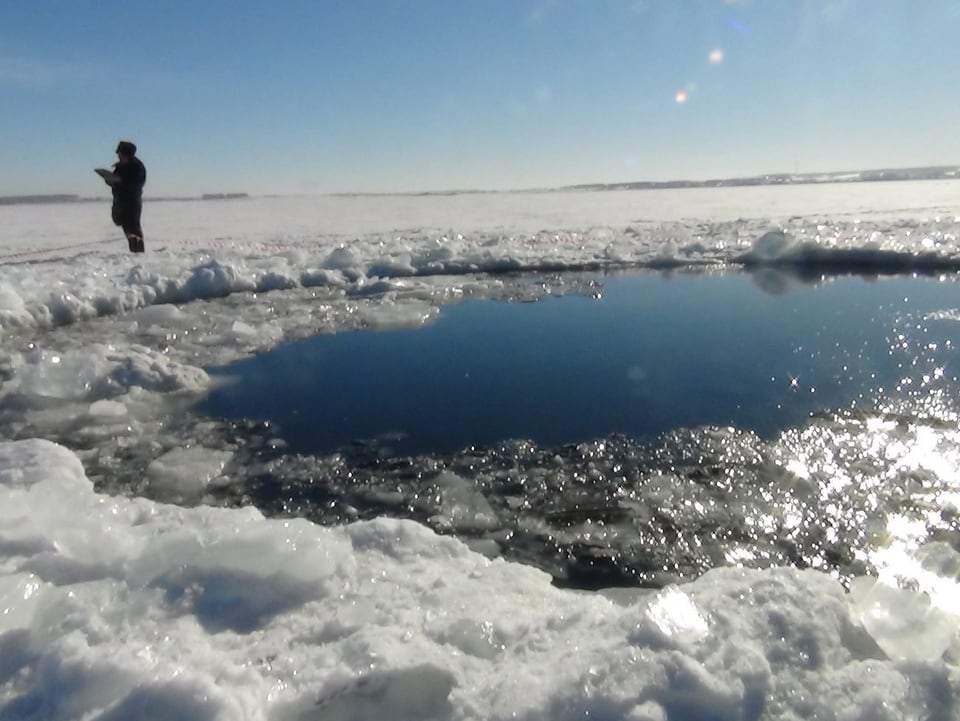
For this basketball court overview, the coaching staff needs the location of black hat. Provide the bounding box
[116,140,137,156]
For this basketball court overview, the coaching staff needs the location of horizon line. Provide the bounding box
[3,163,958,203]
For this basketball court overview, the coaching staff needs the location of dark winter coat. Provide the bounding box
[111,157,147,211]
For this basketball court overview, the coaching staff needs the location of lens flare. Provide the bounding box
[675,90,689,104]
[709,48,724,64]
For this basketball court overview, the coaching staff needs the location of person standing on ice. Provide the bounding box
[96,140,147,253]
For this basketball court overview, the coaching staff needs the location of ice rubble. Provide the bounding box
[1,438,958,721]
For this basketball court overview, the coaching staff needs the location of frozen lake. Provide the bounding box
[2,183,960,720]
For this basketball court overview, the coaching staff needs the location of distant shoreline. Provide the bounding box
[563,165,959,192]
[0,192,250,207]
[2,166,957,205]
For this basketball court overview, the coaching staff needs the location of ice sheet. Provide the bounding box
[1,183,958,338]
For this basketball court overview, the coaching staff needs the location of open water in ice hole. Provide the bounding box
[201,271,960,588]
[203,271,960,455]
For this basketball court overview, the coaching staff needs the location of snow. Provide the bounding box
[1,182,960,719]
[2,182,959,338]
[0,438,957,720]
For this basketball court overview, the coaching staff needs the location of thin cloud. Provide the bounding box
[507,85,554,119]
[526,0,559,26]
[0,54,102,86]
[820,0,857,24]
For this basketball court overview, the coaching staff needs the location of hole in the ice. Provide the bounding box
[198,271,960,458]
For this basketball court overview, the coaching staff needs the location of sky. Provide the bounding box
[2,0,960,197]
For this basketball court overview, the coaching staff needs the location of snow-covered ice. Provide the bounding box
[1,438,958,720]
[3,182,960,337]
[1,182,960,719]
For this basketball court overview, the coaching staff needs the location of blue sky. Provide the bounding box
[2,0,959,196]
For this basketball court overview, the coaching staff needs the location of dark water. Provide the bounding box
[194,271,960,588]
[200,271,960,457]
